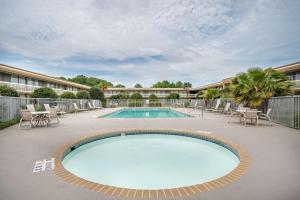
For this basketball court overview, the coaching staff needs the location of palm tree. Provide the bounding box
[231,68,292,108]
[200,88,220,100]
[99,81,109,91]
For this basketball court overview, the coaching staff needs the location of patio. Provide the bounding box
[0,108,300,200]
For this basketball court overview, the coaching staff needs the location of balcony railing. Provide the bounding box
[0,81,77,95]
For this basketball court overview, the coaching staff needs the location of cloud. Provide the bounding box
[0,0,299,87]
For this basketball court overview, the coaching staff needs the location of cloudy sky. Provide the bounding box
[0,0,300,87]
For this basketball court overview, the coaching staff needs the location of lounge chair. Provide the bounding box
[214,102,231,114]
[92,101,102,109]
[19,109,36,128]
[88,102,97,110]
[258,108,272,126]
[73,103,88,113]
[205,99,221,111]
[44,104,51,111]
[26,104,36,112]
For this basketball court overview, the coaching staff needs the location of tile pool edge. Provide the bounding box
[53,129,250,199]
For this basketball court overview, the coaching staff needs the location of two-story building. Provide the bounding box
[104,88,190,98]
[0,64,90,97]
[189,61,300,96]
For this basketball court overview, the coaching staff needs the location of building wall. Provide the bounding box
[104,89,191,98]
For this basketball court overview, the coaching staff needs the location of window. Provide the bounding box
[19,76,25,84]
[0,72,11,82]
[11,75,18,83]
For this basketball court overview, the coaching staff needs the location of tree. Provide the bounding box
[183,82,192,88]
[134,83,142,88]
[130,92,143,99]
[167,93,180,99]
[31,87,57,98]
[68,75,113,88]
[76,91,90,99]
[149,94,158,99]
[201,89,220,100]
[89,87,104,100]
[175,81,183,88]
[0,85,19,97]
[231,68,292,108]
[115,84,126,88]
[60,91,76,99]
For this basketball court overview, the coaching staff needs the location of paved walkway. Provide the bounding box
[0,108,300,200]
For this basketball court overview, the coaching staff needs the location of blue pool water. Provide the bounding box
[63,133,239,189]
[102,108,190,118]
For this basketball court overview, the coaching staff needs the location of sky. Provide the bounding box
[0,0,300,87]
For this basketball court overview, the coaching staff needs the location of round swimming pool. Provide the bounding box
[58,130,247,192]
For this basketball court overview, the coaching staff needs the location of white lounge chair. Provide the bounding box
[92,101,102,109]
[242,109,259,126]
[214,102,231,114]
[259,108,272,126]
[205,99,221,111]
[73,103,88,113]
[26,104,36,112]
[88,102,97,110]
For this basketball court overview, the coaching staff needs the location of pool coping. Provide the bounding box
[53,129,250,199]
[99,107,193,118]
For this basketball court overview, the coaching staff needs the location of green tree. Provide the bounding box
[0,85,19,97]
[183,82,192,88]
[76,91,90,99]
[114,84,126,88]
[130,92,143,99]
[167,93,180,99]
[89,87,104,100]
[68,75,113,88]
[201,89,220,100]
[175,81,183,88]
[134,83,143,88]
[231,68,292,108]
[31,87,57,98]
[149,94,158,99]
[60,91,76,99]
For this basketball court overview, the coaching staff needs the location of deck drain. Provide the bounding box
[33,158,55,173]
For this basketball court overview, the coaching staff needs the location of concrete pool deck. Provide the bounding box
[0,108,300,200]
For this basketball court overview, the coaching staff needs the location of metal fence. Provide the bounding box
[0,96,101,122]
[268,96,300,129]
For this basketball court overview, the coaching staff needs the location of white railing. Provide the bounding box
[0,81,77,95]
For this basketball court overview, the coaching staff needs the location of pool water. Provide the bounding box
[62,133,239,189]
[102,108,190,118]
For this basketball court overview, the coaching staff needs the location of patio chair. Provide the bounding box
[242,109,259,126]
[258,108,272,126]
[92,101,102,109]
[19,109,36,128]
[47,108,59,124]
[73,103,88,113]
[205,99,221,111]
[44,104,51,111]
[54,106,66,116]
[26,104,36,112]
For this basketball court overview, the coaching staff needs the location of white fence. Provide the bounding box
[0,96,101,122]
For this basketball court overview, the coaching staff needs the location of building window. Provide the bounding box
[0,72,11,82]
[11,75,18,83]
[19,76,25,84]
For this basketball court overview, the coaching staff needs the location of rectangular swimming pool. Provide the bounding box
[102,108,191,118]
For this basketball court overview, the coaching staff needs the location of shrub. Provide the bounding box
[0,85,19,97]
[0,117,20,130]
[76,90,90,99]
[89,87,104,100]
[31,87,57,98]
[60,91,76,99]
[167,93,180,99]
[148,94,161,107]
[130,92,143,99]
[128,99,143,107]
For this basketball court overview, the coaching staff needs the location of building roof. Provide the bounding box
[0,64,90,90]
